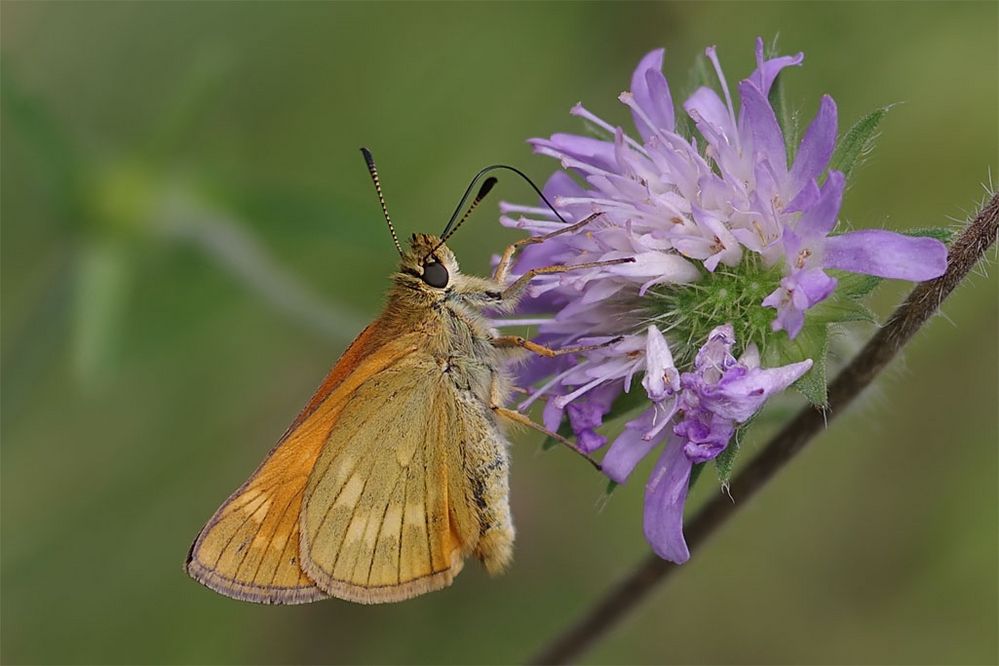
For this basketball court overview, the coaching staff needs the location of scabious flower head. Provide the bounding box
[498,38,948,562]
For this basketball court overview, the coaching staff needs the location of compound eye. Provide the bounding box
[421,261,449,288]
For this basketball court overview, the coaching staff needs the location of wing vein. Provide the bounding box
[423,404,434,573]
[268,509,300,588]
[365,472,404,586]
[246,485,299,585]
[396,464,409,586]
[209,491,270,572]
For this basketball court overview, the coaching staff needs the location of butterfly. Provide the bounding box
[185,149,629,604]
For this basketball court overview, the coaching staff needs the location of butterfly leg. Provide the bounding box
[500,258,634,303]
[491,335,623,358]
[488,377,601,471]
[492,212,603,284]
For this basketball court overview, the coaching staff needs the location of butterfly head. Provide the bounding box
[399,233,458,290]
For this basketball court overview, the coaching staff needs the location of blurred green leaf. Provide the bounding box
[145,48,235,161]
[1,66,81,222]
[72,241,130,386]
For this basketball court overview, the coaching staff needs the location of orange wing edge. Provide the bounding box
[184,323,391,605]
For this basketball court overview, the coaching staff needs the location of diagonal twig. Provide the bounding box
[530,193,999,665]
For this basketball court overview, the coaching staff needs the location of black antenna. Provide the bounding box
[360,147,403,256]
[440,176,497,244]
[427,164,571,260]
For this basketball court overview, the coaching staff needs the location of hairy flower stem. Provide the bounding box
[529,193,998,666]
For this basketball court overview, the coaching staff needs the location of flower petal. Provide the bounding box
[566,381,620,453]
[684,86,733,139]
[738,80,787,175]
[795,267,838,304]
[709,359,813,421]
[749,36,804,95]
[643,437,692,563]
[543,170,587,201]
[787,95,837,199]
[602,409,660,483]
[642,325,677,402]
[542,394,565,432]
[645,68,676,132]
[629,49,675,140]
[531,133,617,172]
[796,170,844,238]
[825,230,948,281]
[763,284,805,337]
[608,251,702,289]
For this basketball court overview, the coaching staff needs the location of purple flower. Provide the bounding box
[494,39,950,563]
[603,326,811,562]
[762,171,948,337]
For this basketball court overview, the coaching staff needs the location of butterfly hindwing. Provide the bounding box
[298,351,484,604]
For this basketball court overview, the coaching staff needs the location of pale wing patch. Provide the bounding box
[299,355,471,604]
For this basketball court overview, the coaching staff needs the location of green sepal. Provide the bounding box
[829,106,892,183]
[604,479,619,496]
[714,418,754,483]
[808,294,878,325]
[713,439,738,483]
[766,321,830,407]
[834,271,883,300]
[903,226,956,244]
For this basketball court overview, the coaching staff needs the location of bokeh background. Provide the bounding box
[3,2,997,664]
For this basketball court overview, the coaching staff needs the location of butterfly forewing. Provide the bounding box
[185,323,417,604]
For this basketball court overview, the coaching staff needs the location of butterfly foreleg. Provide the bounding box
[499,257,634,303]
[487,376,601,471]
[491,335,623,359]
[491,212,604,284]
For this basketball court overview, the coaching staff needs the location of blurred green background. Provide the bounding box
[2,2,996,664]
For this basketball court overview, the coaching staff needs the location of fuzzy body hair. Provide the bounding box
[377,233,520,573]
